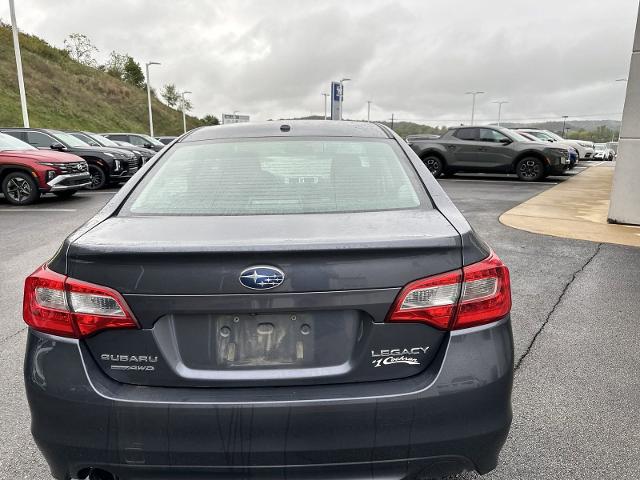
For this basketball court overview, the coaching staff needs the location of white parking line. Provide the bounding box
[0,208,77,212]
[439,179,558,185]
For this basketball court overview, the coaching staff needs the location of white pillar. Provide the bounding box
[608,4,640,225]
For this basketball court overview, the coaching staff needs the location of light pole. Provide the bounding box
[181,90,192,134]
[561,115,569,137]
[367,100,372,122]
[9,0,29,127]
[145,61,160,137]
[339,77,351,120]
[492,101,509,126]
[465,91,484,125]
[321,93,329,120]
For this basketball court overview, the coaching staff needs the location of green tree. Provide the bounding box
[178,95,193,112]
[63,33,98,67]
[201,115,220,126]
[161,84,180,107]
[104,50,128,79]
[122,56,145,88]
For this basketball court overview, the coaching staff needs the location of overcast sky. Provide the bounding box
[1,0,638,125]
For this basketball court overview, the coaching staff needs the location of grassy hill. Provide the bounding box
[0,23,202,135]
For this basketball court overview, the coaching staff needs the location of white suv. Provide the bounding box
[519,129,594,160]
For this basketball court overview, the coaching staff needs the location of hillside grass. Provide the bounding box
[0,24,202,135]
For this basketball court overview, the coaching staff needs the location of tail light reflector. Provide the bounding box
[387,252,511,330]
[23,265,138,338]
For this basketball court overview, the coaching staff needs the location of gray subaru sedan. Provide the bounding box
[23,120,513,480]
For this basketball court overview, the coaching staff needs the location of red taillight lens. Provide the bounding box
[23,265,138,338]
[387,252,511,330]
[455,252,511,329]
[386,270,462,329]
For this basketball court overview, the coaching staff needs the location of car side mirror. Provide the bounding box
[548,139,554,142]
[499,138,512,145]
[50,142,66,151]
[144,142,153,149]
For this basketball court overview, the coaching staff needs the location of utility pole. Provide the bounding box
[391,113,395,130]
[145,61,160,137]
[561,115,569,137]
[181,90,192,134]
[321,93,329,120]
[367,101,372,122]
[492,101,509,126]
[465,91,484,126]
[9,0,29,127]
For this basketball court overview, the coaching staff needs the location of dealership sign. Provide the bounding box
[331,81,342,120]
[222,113,250,124]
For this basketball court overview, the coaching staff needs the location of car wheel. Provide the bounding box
[422,155,444,178]
[87,165,107,190]
[516,157,545,182]
[1,172,40,205]
[53,190,77,199]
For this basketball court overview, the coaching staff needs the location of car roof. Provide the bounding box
[182,120,392,142]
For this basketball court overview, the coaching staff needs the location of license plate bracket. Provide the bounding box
[215,313,315,367]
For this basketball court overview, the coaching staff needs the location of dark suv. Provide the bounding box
[69,131,156,166]
[101,132,165,152]
[1,128,139,189]
[23,121,513,480]
[0,132,90,205]
[410,126,570,181]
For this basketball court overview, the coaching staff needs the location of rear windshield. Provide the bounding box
[121,138,429,216]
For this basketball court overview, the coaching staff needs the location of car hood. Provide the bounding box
[72,146,135,158]
[0,149,84,163]
[113,145,156,155]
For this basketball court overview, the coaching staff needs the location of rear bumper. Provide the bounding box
[25,318,513,480]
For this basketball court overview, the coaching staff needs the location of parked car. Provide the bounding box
[0,132,90,205]
[69,131,155,165]
[156,135,178,145]
[0,128,139,190]
[101,132,165,152]
[410,126,570,181]
[593,143,615,161]
[23,120,513,480]
[518,128,594,160]
[516,130,578,168]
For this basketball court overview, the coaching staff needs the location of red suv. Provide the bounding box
[0,132,90,205]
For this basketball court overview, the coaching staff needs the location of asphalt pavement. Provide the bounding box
[0,164,638,479]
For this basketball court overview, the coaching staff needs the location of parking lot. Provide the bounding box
[1,163,638,479]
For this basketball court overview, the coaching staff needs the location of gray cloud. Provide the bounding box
[1,0,637,124]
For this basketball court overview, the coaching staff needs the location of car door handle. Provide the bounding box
[477,147,488,152]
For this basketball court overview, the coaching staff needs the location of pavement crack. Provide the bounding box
[0,326,28,346]
[514,242,603,371]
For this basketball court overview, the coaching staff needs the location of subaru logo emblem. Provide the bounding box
[239,266,285,290]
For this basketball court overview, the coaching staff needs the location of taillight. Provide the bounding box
[387,252,511,330]
[23,265,138,338]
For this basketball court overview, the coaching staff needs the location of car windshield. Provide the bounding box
[502,129,530,142]
[528,131,555,142]
[122,138,426,216]
[90,133,120,147]
[595,144,606,151]
[72,132,100,146]
[0,132,37,151]
[543,131,564,141]
[51,131,91,148]
[139,134,164,147]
